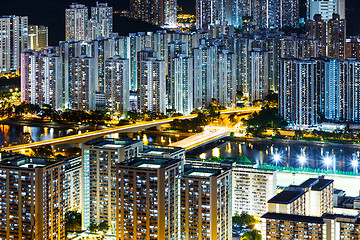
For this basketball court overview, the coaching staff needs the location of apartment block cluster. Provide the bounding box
[261,176,360,239]
[0,16,48,75]
[0,139,277,239]
[130,0,177,28]
[195,0,299,30]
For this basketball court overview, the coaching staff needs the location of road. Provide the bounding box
[170,126,230,150]
[1,107,260,152]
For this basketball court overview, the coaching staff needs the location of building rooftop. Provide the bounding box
[322,213,360,223]
[119,157,180,169]
[0,153,57,169]
[268,190,305,204]
[183,168,220,178]
[141,145,184,155]
[299,177,333,191]
[261,212,324,224]
[84,138,142,148]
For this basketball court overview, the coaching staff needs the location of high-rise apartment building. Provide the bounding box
[180,161,232,240]
[232,165,277,217]
[138,145,186,160]
[21,49,63,109]
[267,177,334,216]
[261,212,360,239]
[164,0,177,28]
[137,50,166,113]
[116,157,181,240]
[87,2,113,39]
[104,56,130,114]
[345,38,360,60]
[69,56,97,110]
[217,50,236,108]
[65,156,82,212]
[328,14,346,60]
[66,3,88,41]
[262,177,335,239]
[280,56,360,125]
[130,0,166,26]
[193,45,217,108]
[249,49,269,102]
[279,58,318,126]
[195,0,217,30]
[307,0,345,22]
[172,54,194,115]
[278,0,299,29]
[0,16,28,74]
[306,15,327,57]
[81,138,144,233]
[0,153,65,240]
[262,213,326,239]
[28,25,48,51]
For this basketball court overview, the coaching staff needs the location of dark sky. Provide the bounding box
[0,0,359,45]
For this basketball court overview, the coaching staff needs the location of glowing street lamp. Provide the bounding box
[323,156,332,171]
[297,155,307,168]
[272,153,282,167]
[351,157,359,173]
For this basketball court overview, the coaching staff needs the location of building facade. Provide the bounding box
[66,3,88,41]
[0,153,65,240]
[116,157,181,240]
[81,138,144,234]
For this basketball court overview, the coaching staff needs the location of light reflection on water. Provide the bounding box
[188,139,360,173]
[0,124,75,147]
[0,124,187,148]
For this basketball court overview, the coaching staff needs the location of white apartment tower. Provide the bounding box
[249,49,269,102]
[137,52,166,113]
[173,54,194,115]
[195,0,217,30]
[66,3,88,41]
[81,138,144,234]
[217,50,236,108]
[308,0,345,22]
[21,49,62,109]
[104,56,130,114]
[0,16,28,74]
[279,58,318,126]
[193,45,217,108]
[232,165,277,217]
[87,2,113,40]
[164,0,177,28]
[69,56,97,110]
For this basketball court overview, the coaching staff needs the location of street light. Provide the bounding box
[272,153,282,167]
[323,156,332,171]
[297,155,307,168]
[351,156,358,173]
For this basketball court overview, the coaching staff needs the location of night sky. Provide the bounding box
[0,0,359,45]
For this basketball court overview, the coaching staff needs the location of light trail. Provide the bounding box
[1,107,260,152]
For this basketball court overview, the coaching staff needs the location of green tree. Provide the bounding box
[241,230,262,240]
[64,147,81,157]
[294,130,303,140]
[98,221,109,234]
[88,222,98,233]
[65,211,81,233]
[31,145,53,157]
[232,212,258,227]
[229,113,237,124]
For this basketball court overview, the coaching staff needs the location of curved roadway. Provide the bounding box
[1,107,260,152]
